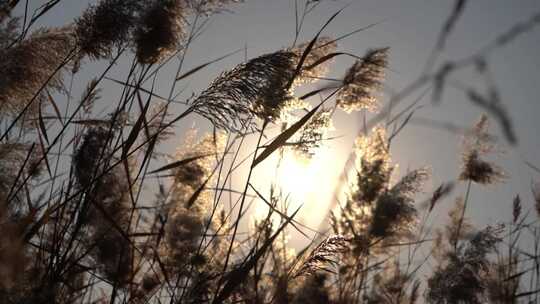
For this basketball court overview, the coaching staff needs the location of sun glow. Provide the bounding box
[252,146,341,228]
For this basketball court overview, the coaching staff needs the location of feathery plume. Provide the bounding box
[294,235,348,278]
[353,126,392,204]
[134,0,186,64]
[79,78,101,114]
[73,127,113,187]
[336,47,388,112]
[426,225,502,304]
[162,131,225,270]
[293,108,333,159]
[192,51,297,131]
[369,168,428,239]
[486,256,520,304]
[332,127,427,259]
[331,126,392,256]
[289,36,338,84]
[428,182,454,212]
[164,203,206,268]
[459,114,505,185]
[0,27,74,119]
[445,197,474,247]
[75,0,144,59]
[74,127,137,286]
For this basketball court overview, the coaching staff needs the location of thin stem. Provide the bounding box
[454,180,472,251]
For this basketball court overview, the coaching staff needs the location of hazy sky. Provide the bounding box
[16,0,540,236]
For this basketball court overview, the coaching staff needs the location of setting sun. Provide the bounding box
[252,146,342,228]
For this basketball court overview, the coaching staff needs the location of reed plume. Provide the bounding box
[74,127,137,287]
[444,198,474,248]
[337,47,388,112]
[192,51,297,131]
[459,114,505,185]
[427,215,503,304]
[293,108,333,159]
[353,126,393,204]
[75,0,144,59]
[331,126,427,258]
[369,168,428,240]
[162,131,225,272]
[134,0,186,64]
[485,255,520,304]
[0,27,74,120]
[289,36,338,85]
[294,235,348,278]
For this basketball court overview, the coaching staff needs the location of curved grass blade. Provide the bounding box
[175,49,242,82]
[149,154,214,174]
[252,103,322,168]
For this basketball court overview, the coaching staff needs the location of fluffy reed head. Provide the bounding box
[92,226,135,286]
[293,108,333,159]
[331,127,392,256]
[170,131,223,195]
[134,0,186,64]
[164,203,205,268]
[337,47,389,112]
[459,114,505,185]
[332,127,427,258]
[192,51,297,131]
[369,168,428,240]
[427,219,502,304]
[162,132,225,270]
[75,0,144,59]
[74,127,137,286]
[294,235,348,278]
[289,36,338,85]
[0,27,74,120]
[353,126,392,204]
[486,255,520,304]
[74,127,113,187]
[443,197,474,248]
